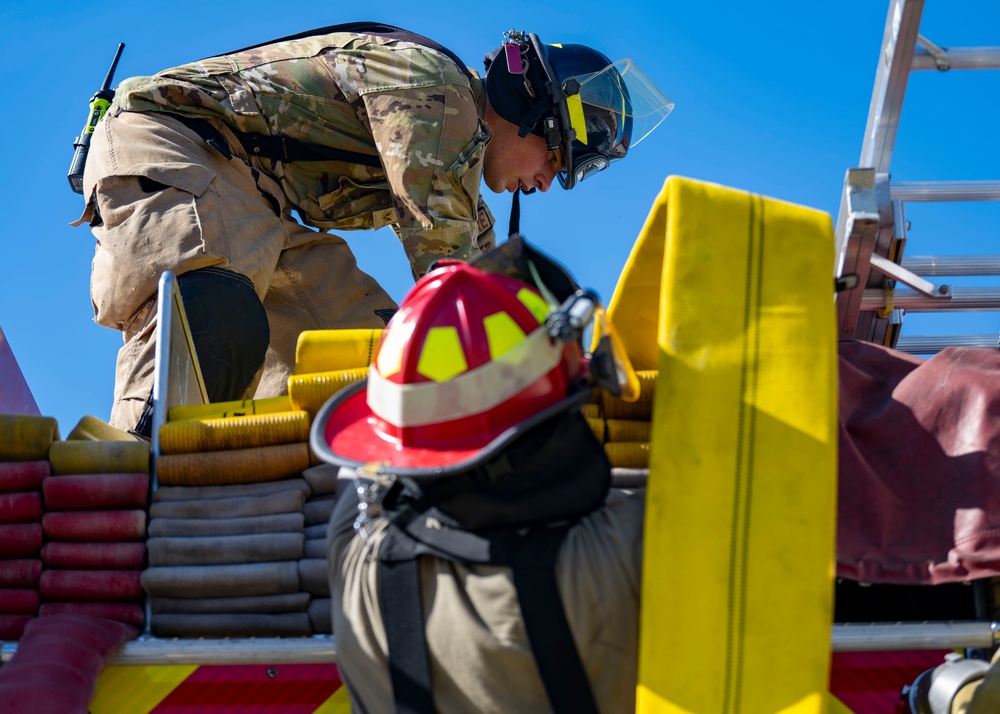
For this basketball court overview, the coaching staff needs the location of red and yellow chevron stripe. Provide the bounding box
[90,663,350,713]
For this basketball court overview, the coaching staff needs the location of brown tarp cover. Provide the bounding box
[838,341,1000,585]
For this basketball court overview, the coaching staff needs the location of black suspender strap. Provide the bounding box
[170,114,383,167]
[513,526,600,714]
[377,518,599,714]
[236,132,382,167]
[378,554,435,714]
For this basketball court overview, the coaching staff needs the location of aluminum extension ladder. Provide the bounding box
[835,0,1000,353]
[832,0,1000,661]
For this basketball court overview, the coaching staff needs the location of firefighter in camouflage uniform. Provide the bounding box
[72,23,672,437]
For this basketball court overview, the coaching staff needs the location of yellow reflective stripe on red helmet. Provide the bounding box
[516,288,550,325]
[417,326,468,382]
[367,327,562,427]
[375,317,414,377]
[566,94,588,146]
[484,312,526,360]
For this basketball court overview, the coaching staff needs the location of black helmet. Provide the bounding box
[484,31,673,189]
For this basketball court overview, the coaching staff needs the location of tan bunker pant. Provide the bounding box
[78,110,395,431]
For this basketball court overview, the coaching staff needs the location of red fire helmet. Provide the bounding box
[311,260,587,473]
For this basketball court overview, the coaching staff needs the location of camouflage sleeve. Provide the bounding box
[361,84,491,279]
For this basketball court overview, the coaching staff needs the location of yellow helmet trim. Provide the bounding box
[417,326,468,382]
[367,326,563,427]
[516,288,550,325]
[566,94,588,146]
[484,312,527,360]
[375,319,414,377]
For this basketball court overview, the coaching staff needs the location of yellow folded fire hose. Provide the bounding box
[610,176,838,713]
[293,329,382,375]
[0,415,59,461]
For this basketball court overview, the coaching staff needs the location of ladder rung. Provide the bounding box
[860,286,1000,311]
[903,255,1000,276]
[912,46,1000,71]
[896,334,1000,354]
[890,181,1000,202]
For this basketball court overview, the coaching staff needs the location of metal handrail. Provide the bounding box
[2,622,994,664]
[0,634,338,666]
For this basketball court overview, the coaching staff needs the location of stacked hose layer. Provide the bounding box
[0,416,56,639]
[582,371,657,478]
[299,463,344,634]
[0,415,149,636]
[287,329,380,417]
[41,431,150,629]
[146,405,318,637]
[287,329,381,633]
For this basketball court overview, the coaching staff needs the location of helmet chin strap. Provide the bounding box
[508,188,522,240]
[507,186,536,240]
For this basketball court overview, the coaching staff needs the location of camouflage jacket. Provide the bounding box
[113,28,496,278]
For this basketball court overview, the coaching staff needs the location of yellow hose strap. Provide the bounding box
[294,329,383,375]
[631,177,838,714]
[156,443,312,487]
[605,441,649,469]
[581,403,602,420]
[0,414,60,461]
[158,410,311,455]
[606,419,651,443]
[288,368,369,415]
[167,396,292,423]
[49,440,150,476]
[66,415,140,442]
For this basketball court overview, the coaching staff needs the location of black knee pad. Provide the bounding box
[176,267,270,405]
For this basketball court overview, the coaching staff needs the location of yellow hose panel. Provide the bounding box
[158,410,311,455]
[0,414,59,461]
[288,368,368,414]
[294,329,383,375]
[167,395,293,422]
[580,403,602,420]
[625,177,837,714]
[49,440,150,475]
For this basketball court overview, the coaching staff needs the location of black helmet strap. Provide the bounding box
[527,33,582,187]
[518,100,551,139]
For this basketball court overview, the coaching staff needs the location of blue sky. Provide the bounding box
[2,1,998,434]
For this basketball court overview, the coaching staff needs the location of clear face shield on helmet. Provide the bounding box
[556,59,674,189]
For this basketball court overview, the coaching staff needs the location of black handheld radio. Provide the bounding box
[67,43,125,194]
